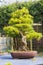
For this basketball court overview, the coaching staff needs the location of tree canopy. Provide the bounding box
[4,7,42,40]
[0,1,33,32]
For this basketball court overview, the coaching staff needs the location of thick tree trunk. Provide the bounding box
[13,32,29,51]
[18,32,29,51]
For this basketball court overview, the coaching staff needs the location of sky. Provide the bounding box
[5,0,30,4]
[6,0,30,3]
[0,0,35,6]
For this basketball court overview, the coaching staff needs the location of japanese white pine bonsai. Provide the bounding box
[4,7,42,51]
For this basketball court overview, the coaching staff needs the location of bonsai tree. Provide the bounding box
[4,7,42,51]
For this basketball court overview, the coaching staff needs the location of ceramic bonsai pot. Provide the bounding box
[11,51,37,59]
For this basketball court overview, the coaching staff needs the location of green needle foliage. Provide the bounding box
[4,7,42,40]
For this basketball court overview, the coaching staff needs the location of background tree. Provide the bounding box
[4,7,42,51]
[0,3,18,33]
[29,0,43,34]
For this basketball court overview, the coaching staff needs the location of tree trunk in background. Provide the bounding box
[42,21,43,35]
[11,38,14,51]
[13,38,17,50]
[30,39,33,51]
